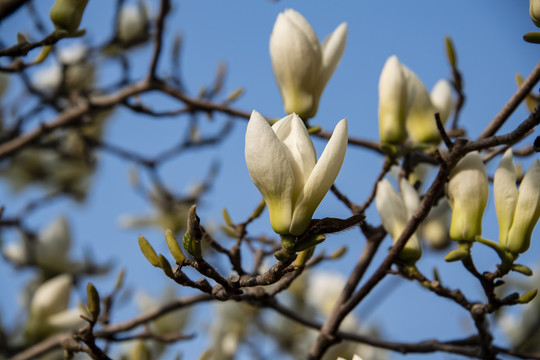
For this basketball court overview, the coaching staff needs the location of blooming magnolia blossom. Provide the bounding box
[447,152,488,242]
[375,178,422,263]
[245,110,347,236]
[494,149,540,254]
[270,9,347,119]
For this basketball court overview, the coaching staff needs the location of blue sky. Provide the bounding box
[1,1,539,359]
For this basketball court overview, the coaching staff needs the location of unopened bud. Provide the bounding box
[158,255,174,278]
[138,235,159,267]
[49,0,89,33]
[518,289,538,304]
[165,229,186,264]
[86,283,100,321]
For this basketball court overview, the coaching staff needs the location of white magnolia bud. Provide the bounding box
[117,2,150,45]
[447,152,488,241]
[378,56,408,144]
[495,149,540,254]
[49,0,89,33]
[270,9,347,119]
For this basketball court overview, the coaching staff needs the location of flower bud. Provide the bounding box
[495,149,540,254]
[378,56,408,144]
[402,65,440,144]
[421,198,451,250]
[375,178,422,263]
[447,152,488,241]
[531,0,540,27]
[270,9,347,119]
[117,2,150,46]
[430,79,454,125]
[49,0,89,33]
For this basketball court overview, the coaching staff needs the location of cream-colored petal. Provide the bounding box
[506,159,540,254]
[422,198,451,250]
[402,65,439,143]
[430,79,454,125]
[30,274,72,319]
[317,22,347,97]
[531,0,540,27]
[447,152,488,241]
[399,178,420,219]
[378,56,408,144]
[245,111,294,234]
[494,149,518,246]
[289,118,348,235]
[269,10,322,118]
[376,179,408,241]
[272,113,317,202]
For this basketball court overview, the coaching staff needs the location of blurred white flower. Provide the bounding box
[375,178,422,263]
[117,2,150,45]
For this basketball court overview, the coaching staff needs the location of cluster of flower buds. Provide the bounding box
[378,56,454,145]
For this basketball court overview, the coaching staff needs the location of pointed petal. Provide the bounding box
[507,159,540,254]
[447,152,489,241]
[289,119,348,235]
[430,80,454,125]
[400,178,420,219]
[245,111,294,234]
[494,149,518,246]
[318,22,347,95]
[269,9,322,117]
[378,55,408,144]
[273,113,317,201]
[401,65,439,143]
[376,179,408,240]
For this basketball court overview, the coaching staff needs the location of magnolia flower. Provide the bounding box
[26,274,86,340]
[245,110,347,236]
[270,9,347,119]
[422,198,451,250]
[378,56,408,144]
[117,2,150,45]
[375,178,422,263]
[402,66,453,144]
[531,0,540,27]
[494,149,540,254]
[49,0,89,33]
[447,152,488,242]
[3,217,72,271]
[377,56,453,144]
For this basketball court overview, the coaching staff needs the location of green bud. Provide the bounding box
[511,264,533,276]
[307,125,322,135]
[274,248,296,262]
[165,229,186,264]
[524,32,540,44]
[295,247,315,267]
[17,33,27,43]
[182,232,202,259]
[444,248,469,262]
[86,282,100,321]
[49,0,89,33]
[222,208,234,227]
[158,255,174,278]
[280,234,296,254]
[250,199,266,220]
[445,36,457,68]
[114,269,126,291]
[294,234,326,252]
[329,246,347,260]
[226,88,244,102]
[518,289,538,304]
[138,235,159,267]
